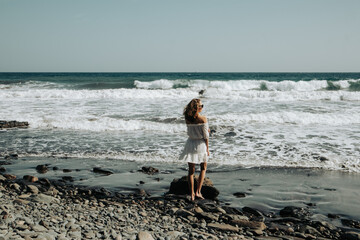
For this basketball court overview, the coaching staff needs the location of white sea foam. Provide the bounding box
[212,111,360,126]
[1,82,359,102]
[2,78,360,173]
[134,79,354,91]
[0,88,196,100]
[22,116,184,133]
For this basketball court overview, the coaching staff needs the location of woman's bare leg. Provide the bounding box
[187,163,196,201]
[196,162,207,199]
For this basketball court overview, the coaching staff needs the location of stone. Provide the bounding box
[327,213,339,219]
[62,176,74,182]
[226,214,249,221]
[140,166,159,175]
[279,206,311,219]
[176,209,194,218]
[252,229,263,235]
[0,161,12,165]
[0,120,29,129]
[10,183,21,191]
[207,223,239,232]
[31,193,60,204]
[137,231,154,240]
[27,185,39,194]
[194,207,204,214]
[39,178,51,186]
[165,231,184,239]
[0,167,5,172]
[195,212,219,222]
[18,194,31,199]
[224,132,236,137]
[169,176,219,200]
[233,192,246,198]
[23,175,38,182]
[342,232,360,240]
[3,174,16,180]
[242,207,263,217]
[231,219,266,230]
[341,219,360,229]
[0,175,6,181]
[31,224,47,232]
[93,167,113,175]
[36,165,48,174]
[63,169,72,173]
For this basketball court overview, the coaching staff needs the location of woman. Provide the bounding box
[179,98,210,201]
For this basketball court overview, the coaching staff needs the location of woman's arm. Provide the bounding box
[205,138,209,156]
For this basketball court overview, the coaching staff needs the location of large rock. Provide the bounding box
[280,206,311,219]
[342,232,360,240]
[140,166,159,175]
[36,165,48,174]
[27,185,39,194]
[169,176,219,200]
[231,219,267,230]
[30,193,60,204]
[0,120,29,129]
[137,231,154,240]
[23,175,38,182]
[207,223,239,232]
[93,167,113,175]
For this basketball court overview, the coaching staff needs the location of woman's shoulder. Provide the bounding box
[186,115,207,125]
[196,115,207,123]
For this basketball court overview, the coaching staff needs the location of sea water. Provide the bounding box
[1,72,360,172]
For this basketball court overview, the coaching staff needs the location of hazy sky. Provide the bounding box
[1,0,359,72]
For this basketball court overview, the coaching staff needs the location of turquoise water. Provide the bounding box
[1,72,360,89]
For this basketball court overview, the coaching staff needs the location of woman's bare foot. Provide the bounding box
[195,192,204,200]
[191,193,195,201]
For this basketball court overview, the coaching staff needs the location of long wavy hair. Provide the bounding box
[183,98,201,123]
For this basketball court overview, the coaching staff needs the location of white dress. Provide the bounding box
[179,122,209,164]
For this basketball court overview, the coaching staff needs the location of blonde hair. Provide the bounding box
[183,98,201,122]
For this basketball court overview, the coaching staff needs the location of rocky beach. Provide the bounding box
[1,157,360,240]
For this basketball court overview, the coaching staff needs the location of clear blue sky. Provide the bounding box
[1,0,359,72]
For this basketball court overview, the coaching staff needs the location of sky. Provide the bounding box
[0,0,359,72]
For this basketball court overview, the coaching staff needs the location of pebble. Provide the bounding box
[0,172,358,240]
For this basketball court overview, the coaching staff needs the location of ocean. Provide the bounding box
[1,72,360,172]
[1,72,360,220]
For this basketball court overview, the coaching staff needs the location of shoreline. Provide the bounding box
[2,156,360,219]
[1,162,360,239]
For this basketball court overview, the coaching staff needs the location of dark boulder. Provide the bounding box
[140,166,159,175]
[0,120,29,129]
[5,154,18,159]
[36,165,48,174]
[224,132,236,137]
[23,175,38,182]
[62,176,74,182]
[233,192,246,198]
[93,167,113,175]
[341,219,360,229]
[280,206,311,220]
[243,207,264,217]
[0,161,12,165]
[169,176,219,200]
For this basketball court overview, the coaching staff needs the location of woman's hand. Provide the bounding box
[207,149,210,156]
